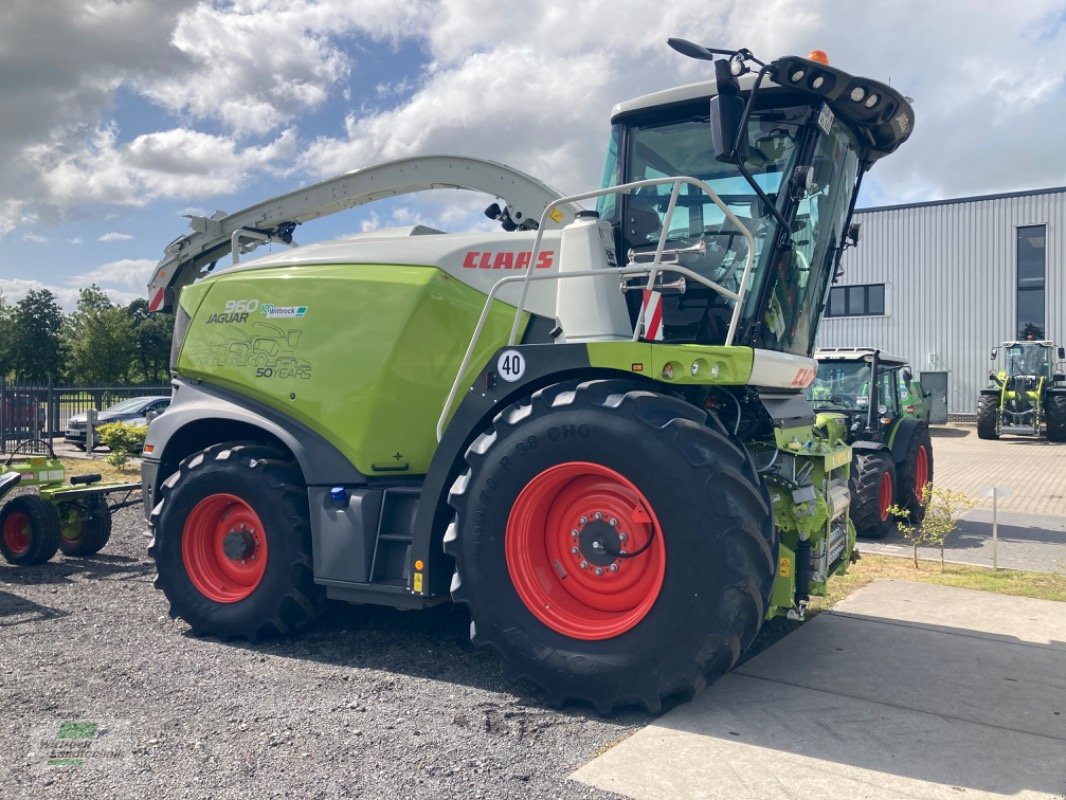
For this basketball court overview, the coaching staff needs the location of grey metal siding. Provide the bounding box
[817,188,1066,415]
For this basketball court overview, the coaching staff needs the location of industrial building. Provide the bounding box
[816,186,1066,420]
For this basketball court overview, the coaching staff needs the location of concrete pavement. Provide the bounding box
[573,580,1066,800]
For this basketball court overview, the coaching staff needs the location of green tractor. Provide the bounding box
[808,348,933,538]
[142,41,913,712]
[977,340,1066,441]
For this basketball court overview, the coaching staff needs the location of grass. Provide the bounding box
[811,552,1066,606]
[60,457,140,485]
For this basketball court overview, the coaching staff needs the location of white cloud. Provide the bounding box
[29,126,298,207]
[1,0,1065,251]
[73,258,156,290]
[0,277,139,312]
[98,232,133,242]
[22,233,48,243]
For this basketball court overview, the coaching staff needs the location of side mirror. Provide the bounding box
[991,347,999,360]
[1058,347,1065,359]
[709,59,746,165]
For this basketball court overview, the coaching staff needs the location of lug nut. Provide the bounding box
[570,546,579,554]
[594,512,603,520]
[609,564,619,573]
[579,516,588,525]
[619,532,628,542]
[609,517,618,527]
[619,548,627,556]
[579,560,589,569]
[594,567,603,576]
[570,529,579,538]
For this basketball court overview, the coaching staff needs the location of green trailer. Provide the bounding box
[0,440,141,565]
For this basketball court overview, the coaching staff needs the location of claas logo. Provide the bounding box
[462,251,554,270]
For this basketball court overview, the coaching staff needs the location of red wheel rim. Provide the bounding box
[3,512,31,556]
[914,445,929,501]
[182,493,268,603]
[879,471,894,522]
[505,461,666,641]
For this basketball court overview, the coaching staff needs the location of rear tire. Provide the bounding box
[445,380,776,714]
[148,443,325,639]
[1047,393,1066,443]
[976,393,999,439]
[849,451,897,539]
[0,495,61,565]
[57,494,112,556]
[895,424,934,522]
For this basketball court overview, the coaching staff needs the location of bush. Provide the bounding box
[96,422,148,469]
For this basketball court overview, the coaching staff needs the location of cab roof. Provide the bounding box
[816,347,908,367]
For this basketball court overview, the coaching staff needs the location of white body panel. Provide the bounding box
[749,349,817,389]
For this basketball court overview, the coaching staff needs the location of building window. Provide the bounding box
[1017,225,1046,339]
[826,283,885,317]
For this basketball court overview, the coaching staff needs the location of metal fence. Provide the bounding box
[0,377,171,451]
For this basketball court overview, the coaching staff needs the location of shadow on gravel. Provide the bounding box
[201,601,656,723]
[0,554,153,586]
[0,588,70,627]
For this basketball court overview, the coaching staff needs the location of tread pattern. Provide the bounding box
[444,379,775,713]
[849,451,896,539]
[57,494,112,556]
[147,443,323,640]
[1047,393,1066,442]
[976,393,999,439]
[0,494,61,565]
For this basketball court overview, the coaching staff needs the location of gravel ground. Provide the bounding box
[0,500,643,800]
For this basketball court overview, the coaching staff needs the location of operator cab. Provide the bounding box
[597,46,914,357]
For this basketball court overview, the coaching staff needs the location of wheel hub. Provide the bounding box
[222,526,258,561]
[577,519,623,568]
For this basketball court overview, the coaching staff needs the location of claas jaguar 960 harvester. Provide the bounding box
[143,39,913,712]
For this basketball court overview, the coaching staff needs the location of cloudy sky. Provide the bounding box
[1,0,1065,309]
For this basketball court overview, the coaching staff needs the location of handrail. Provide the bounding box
[506,176,756,346]
[436,176,760,440]
[435,261,748,441]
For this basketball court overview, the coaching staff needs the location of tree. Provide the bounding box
[10,289,66,381]
[0,292,12,379]
[889,485,975,570]
[67,286,135,384]
[127,298,173,383]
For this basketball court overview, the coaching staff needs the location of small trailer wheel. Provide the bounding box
[57,494,113,556]
[0,495,62,566]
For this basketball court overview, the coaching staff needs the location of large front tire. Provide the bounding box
[0,495,61,565]
[895,424,934,522]
[849,451,897,539]
[148,444,325,639]
[1047,393,1066,443]
[445,381,776,714]
[976,393,999,440]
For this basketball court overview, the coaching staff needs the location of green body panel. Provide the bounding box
[586,342,755,385]
[1,457,65,487]
[176,264,524,475]
[771,543,796,609]
[765,423,853,616]
[813,412,848,446]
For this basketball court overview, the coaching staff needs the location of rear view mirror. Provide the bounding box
[991,347,999,360]
[1058,347,1065,359]
[710,60,746,164]
[846,222,861,247]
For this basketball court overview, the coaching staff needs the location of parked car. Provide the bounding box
[65,396,171,449]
